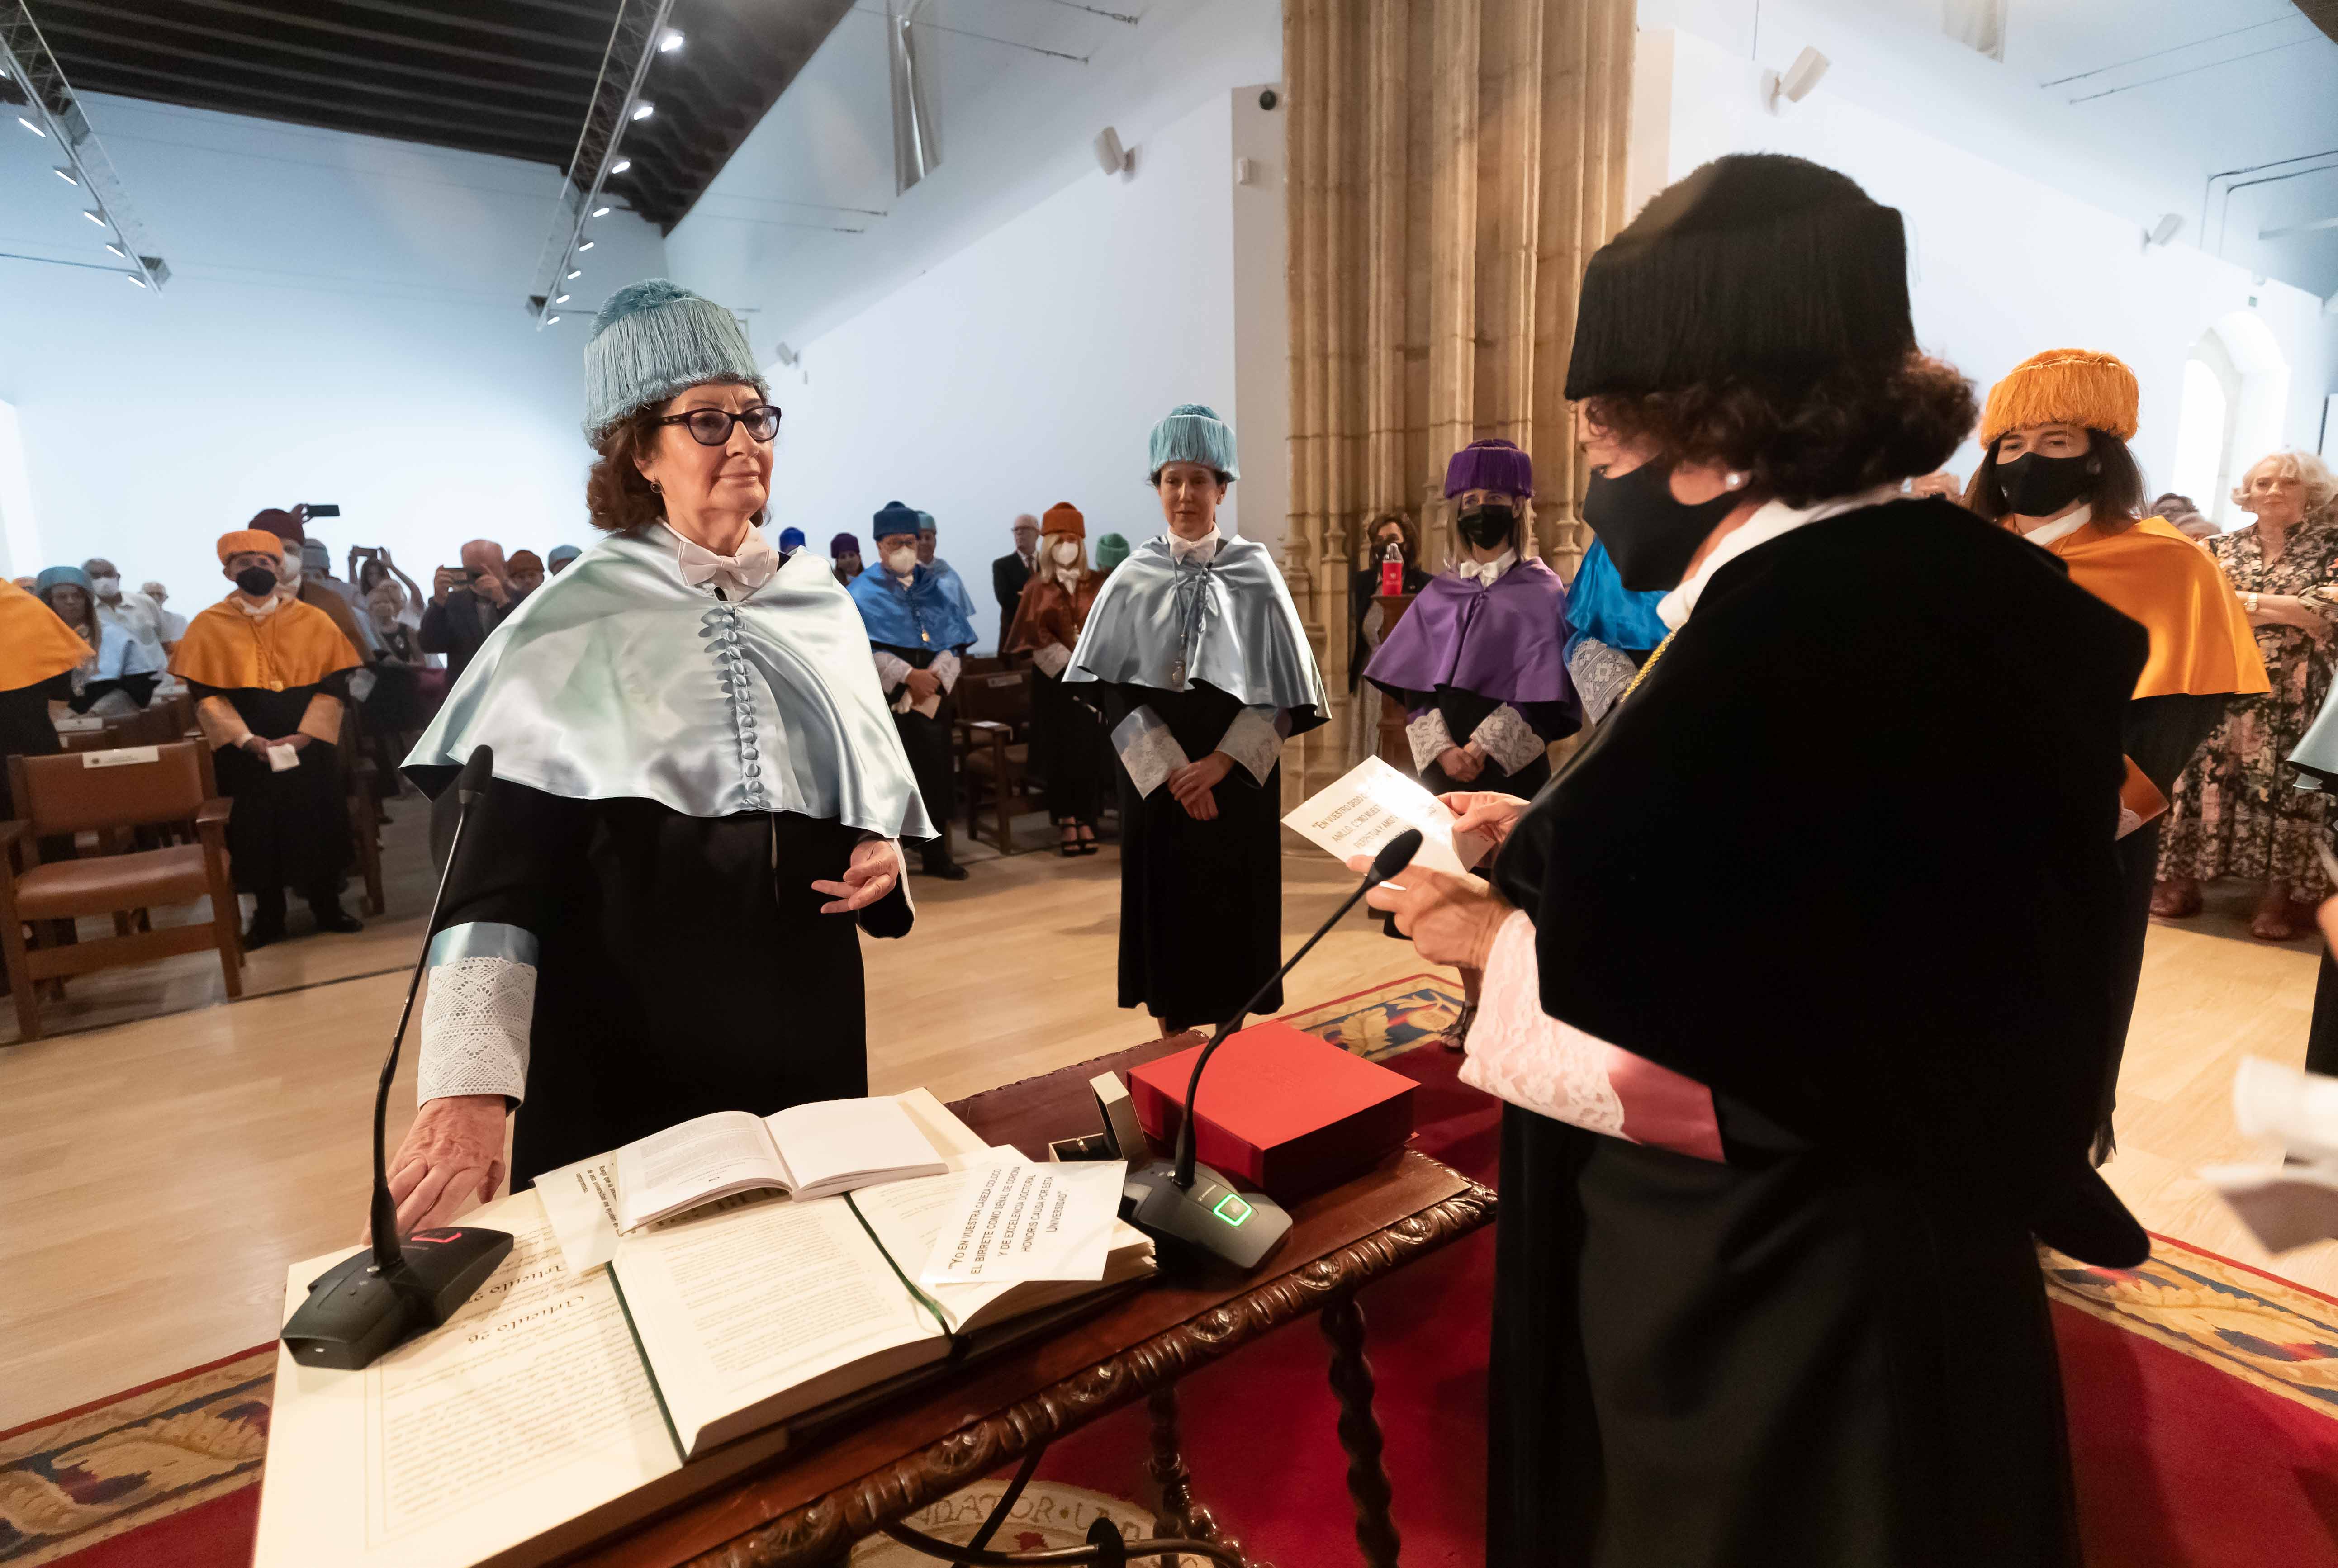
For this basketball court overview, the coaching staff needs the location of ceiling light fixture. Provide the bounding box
[610,157,631,175]
[53,166,77,185]
[546,314,561,325]
[631,101,655,121]
[555,293,571,304]
[658,28,684,52]
[578,240,595,251]
[104,242,124,257]
[18,115,46,137]
[567,268,582,279]
[126,272,147,287]
[593,205,611,217]
[81,208,106,226]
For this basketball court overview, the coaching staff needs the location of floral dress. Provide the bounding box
[2158,512,2338,895]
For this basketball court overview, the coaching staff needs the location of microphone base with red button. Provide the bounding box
[280,1225,515,1370]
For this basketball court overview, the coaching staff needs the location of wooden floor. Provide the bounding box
[2,805,2332,1428]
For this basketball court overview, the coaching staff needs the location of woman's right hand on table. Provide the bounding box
[375,1094,507,1240]
[1439,791,1529,852]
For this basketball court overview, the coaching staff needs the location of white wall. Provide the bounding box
[762,90,1252,652]
[1640,25,2338,493]
[0,97,663,604]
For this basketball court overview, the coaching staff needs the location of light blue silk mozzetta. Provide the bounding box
[403,524,935,838]
[1064,535,1328,734]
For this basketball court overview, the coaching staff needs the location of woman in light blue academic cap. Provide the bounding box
[37,564,161,717]
[1065,404,1327,1031]
[380,279,932,1233]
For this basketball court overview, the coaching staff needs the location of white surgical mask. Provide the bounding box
[1051,540,1081,566]
[278,554,303,587]
[882,545,917,575]
[89,573,121,597]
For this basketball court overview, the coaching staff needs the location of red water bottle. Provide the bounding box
[1379,540,1403,597]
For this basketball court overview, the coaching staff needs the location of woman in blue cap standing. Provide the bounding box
[381,280,931,1233]
[1067,405,1327,1032]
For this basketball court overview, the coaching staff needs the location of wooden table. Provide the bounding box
[570,1032,1494,1568]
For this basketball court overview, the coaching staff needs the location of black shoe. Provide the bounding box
[1442,1001,1478,1052]
[919,860,971,881]
[242,920,285,951]
[310,905,364,934]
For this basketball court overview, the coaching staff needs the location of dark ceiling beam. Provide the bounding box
[38,0,601,93]
[43,28,588,121]
[63,56,575,154]
[68,81,561,165]
[293,0,607,53]
[94,0,605,73]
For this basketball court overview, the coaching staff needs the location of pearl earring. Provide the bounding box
[1724,472,1749,490]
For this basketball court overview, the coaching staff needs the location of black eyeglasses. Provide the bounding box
[655,404,782,446]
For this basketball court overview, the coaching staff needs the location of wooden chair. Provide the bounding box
[0,741,242,1040]
[955,668,1043,853]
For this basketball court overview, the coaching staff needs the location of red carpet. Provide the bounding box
[19,976,2338,1565]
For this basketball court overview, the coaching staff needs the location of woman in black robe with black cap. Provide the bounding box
[1369,155,2149,1567]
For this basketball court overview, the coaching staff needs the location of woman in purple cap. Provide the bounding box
[1362,439,1578,797]
[830,532,863,587]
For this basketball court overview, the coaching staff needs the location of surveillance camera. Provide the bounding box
[1093,126,1130,176]
[1259,87,1279,111]
[1762,46,1830,113]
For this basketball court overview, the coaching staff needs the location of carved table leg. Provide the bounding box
[1321,1291,1400,1568]
[1145,1383,1258,1568]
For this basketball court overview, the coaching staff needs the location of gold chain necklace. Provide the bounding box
[1619,629,1676,703]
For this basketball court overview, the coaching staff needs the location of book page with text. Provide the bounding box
[608,1193,946,1455]
[764,1096,947,1196]
[614,1110,788,1231]
[252,1191,682,1568]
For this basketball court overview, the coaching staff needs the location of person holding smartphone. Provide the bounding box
[418,540,514,683]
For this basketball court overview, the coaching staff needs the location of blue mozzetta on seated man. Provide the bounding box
[382,279,932,1231]
[849,501,977,881]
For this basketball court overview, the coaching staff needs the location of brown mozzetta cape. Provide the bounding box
[1006,571,1103,653]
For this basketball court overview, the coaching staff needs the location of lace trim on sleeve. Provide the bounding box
[418,947,537,1105]
[1469,702,1546,775]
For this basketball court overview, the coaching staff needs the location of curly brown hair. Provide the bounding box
[583,378,765,534]
[1579,351,1976,508]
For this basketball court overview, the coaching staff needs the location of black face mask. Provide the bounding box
[1582,460,1745,591]
[1456,503,1516,553]
[1994,451,2096,517]
[234,566,278,597]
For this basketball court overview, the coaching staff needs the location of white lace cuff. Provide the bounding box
[1218,706,1288,785]
[1457,910,1626,1138]
[1030,642,1072,678]
[418,923,538,1105]
[872,650,912,693]
[1405,708,1455,773]
[1470,703,1546,776]
[1111,706,1189,796]
[1568,638,1639,725]
[930,650,961,693]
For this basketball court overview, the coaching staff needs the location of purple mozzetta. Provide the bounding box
[1361,557,1574,707]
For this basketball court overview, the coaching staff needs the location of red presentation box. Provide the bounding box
[1127,1021,1418,1202]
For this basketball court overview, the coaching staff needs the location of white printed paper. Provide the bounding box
[1111,707,1190,797]
[536,1152,623,1274]
[920,1159,1124,1285]
[266,741,301,772]
[1282,754,1489,876]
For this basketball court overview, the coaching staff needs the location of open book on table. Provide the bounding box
[256,1104,1155,1567]
[612,1094,948,1232]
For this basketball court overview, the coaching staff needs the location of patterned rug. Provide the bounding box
[11,971,2334,1566]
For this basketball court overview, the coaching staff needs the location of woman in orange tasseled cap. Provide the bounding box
[0,578,100,821]
[1007,501,1108,854]
[1966,347,2269,1158]
[169,528,364,949]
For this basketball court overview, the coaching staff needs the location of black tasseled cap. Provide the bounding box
[1564,154,1915,401]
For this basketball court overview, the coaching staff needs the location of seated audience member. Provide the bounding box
[2156,450,2338,938]
[849,503,974,881]
[419,539,515,683]
[505,550,546,602]
[140,581,188,647]
[170,529,364,947]
[38,565,161,716]
[994,513,1039,652]
[831,531,863,586]
[1366,154,2148,1568]
[2154,491,2220,540]
[546,543,582,575]
[1964,348,2266,1158]
[83,558,170,671]
[0,578,97,818]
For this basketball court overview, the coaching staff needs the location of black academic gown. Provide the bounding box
[190,676,355,895]
[1032,669,1107,823]
[0,673,68,822]
[1484,497,2147,1568]
[428,778,914,1183]
[873,641,961,867]
[1095,679,1283,1029]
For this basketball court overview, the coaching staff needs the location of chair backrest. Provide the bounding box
[961,655,1005,678]
[105,706,183,748]
[11,740,210,837]
[958,668,1033,726]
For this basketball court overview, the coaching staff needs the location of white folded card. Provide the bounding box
[266,741,300,772]
[1282,754,1490,876]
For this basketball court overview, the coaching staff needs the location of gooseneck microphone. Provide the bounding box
[282,746,515,1370]
[1122,829,1425,1268]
